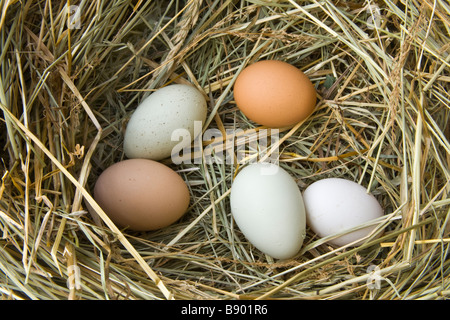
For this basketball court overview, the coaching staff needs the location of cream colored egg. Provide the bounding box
[123,84,207,161]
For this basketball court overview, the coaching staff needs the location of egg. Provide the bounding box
[303,178,384,247]
[233,60,316,128]
[93,159,190,231]
[230,163,306,260]
[123,84,207,161]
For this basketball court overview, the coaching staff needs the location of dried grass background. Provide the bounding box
[1,0,449,300]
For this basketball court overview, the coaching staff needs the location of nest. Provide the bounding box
[1,0,449,300]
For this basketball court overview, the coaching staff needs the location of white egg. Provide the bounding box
[303,178,384,247]
[230,163,306,260]
[123,84,207,160]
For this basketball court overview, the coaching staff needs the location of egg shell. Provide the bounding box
[230,163,306,260]
[93,159,190,231]
[233,60,316,128]
[303,178,384,247]
[123,84,207,161]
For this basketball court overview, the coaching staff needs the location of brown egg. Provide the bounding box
[233,60,316,128]
[93,159,190,231]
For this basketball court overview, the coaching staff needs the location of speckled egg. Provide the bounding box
[123,84,207,161]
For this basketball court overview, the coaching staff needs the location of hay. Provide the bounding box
[0,0,449,300]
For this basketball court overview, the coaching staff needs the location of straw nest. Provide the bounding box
[1,0,449,300]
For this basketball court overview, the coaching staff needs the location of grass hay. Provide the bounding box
[1,0,449,300]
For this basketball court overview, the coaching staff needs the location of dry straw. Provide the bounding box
[0,0,449,300]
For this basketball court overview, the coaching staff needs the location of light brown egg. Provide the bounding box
[93,159,190,231]
[233,60,316,128]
